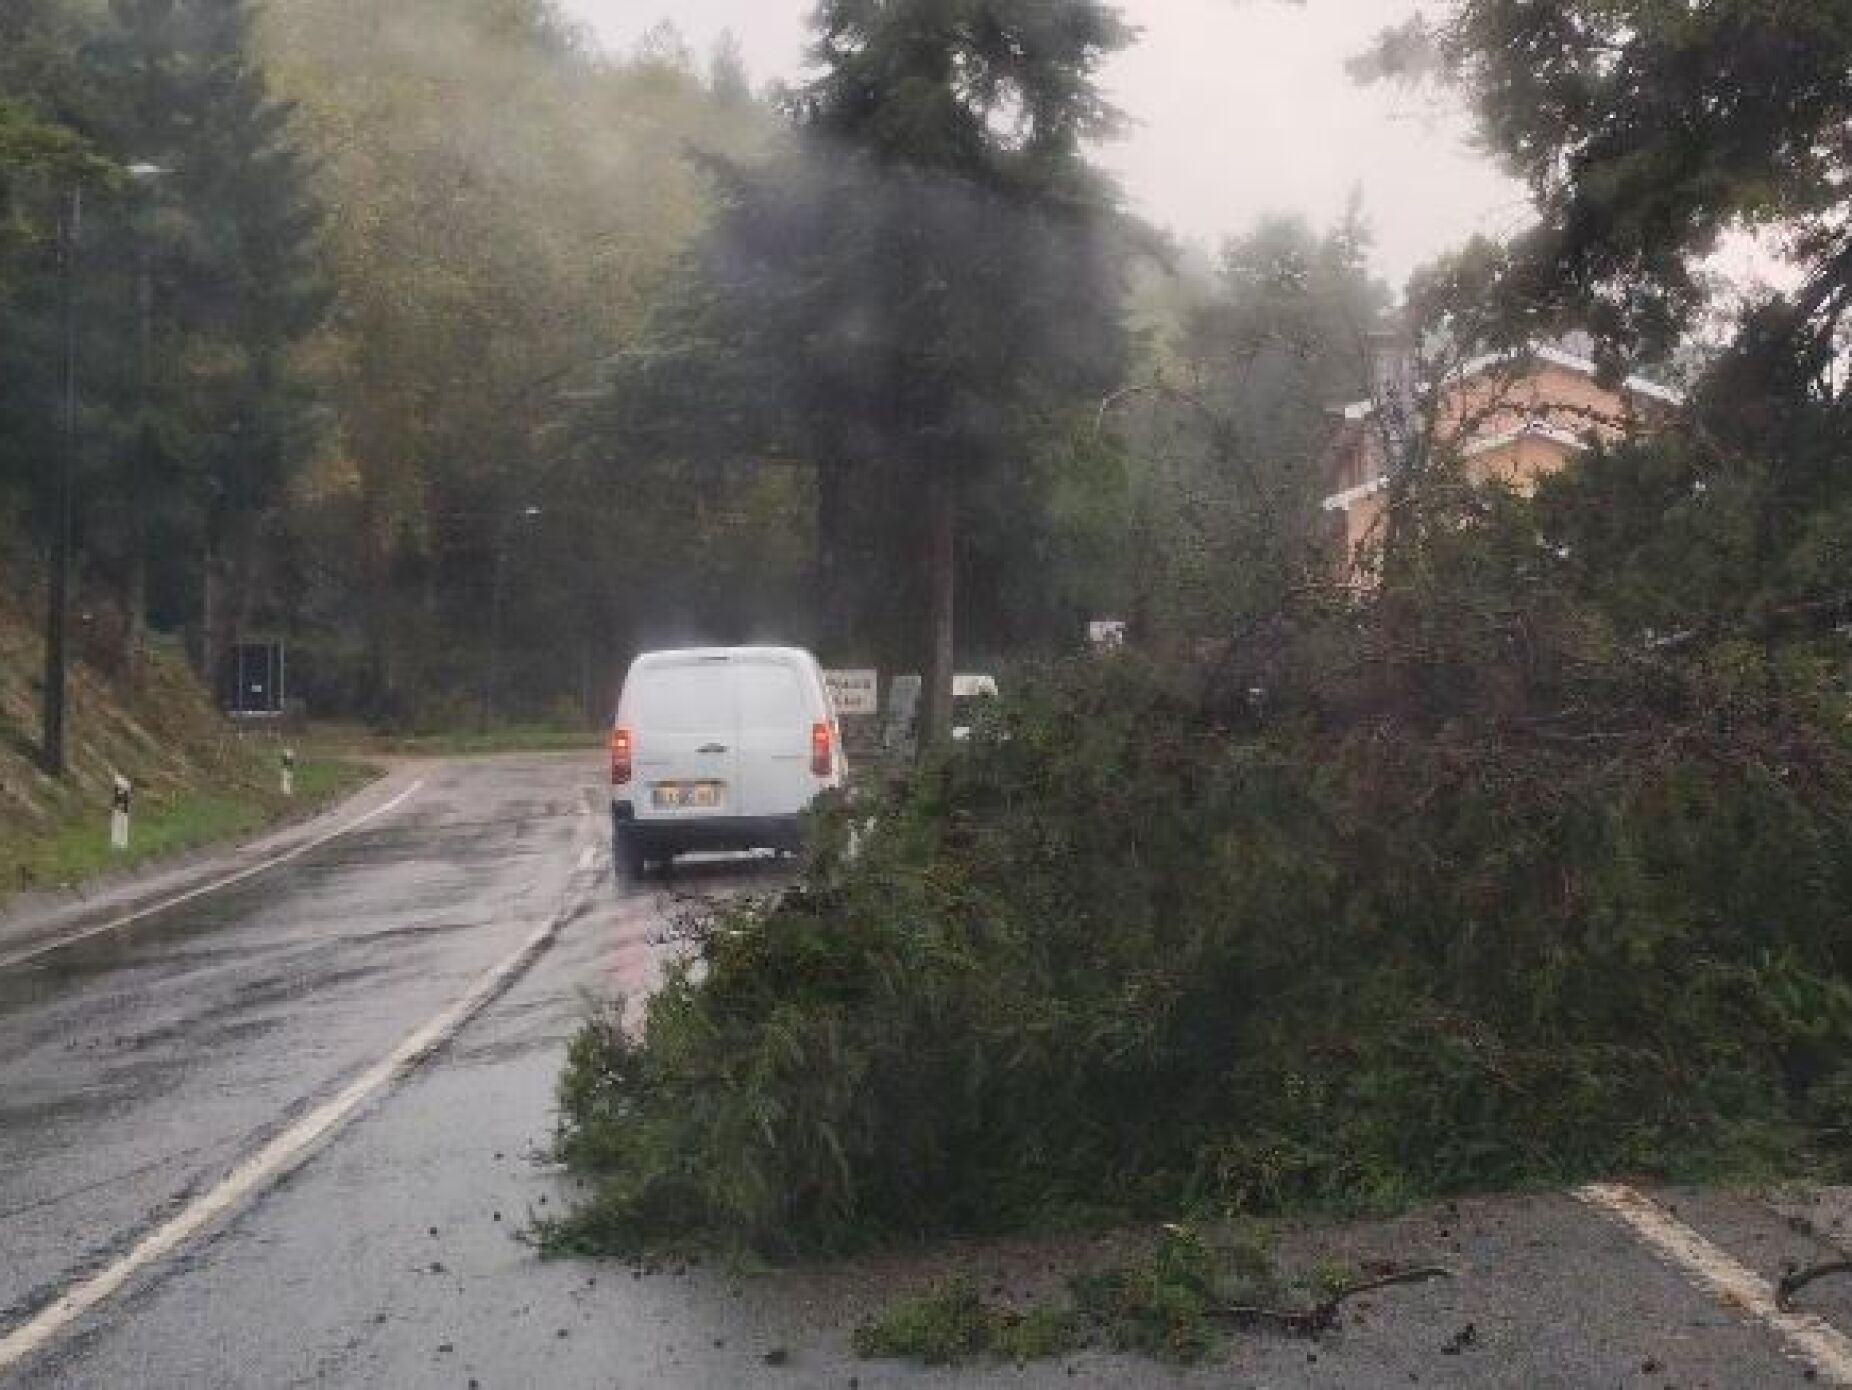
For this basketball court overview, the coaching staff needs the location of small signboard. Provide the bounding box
[825,669,880,717]
[1088,620,1128,651]
[224,641,287,718]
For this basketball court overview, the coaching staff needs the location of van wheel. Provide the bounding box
[615,831,648,883]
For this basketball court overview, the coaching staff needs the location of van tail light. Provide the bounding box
[811,721,833,779]
[610,727,633,786]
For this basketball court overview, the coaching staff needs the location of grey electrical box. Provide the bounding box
[224,641,287,718]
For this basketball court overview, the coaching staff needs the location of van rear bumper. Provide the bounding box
[612,802,804,855]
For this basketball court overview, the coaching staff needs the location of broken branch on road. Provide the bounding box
[1211,1265,1457,1336]
[1778,1259,1852,1311]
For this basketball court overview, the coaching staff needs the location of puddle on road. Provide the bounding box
[0,825,553,1011]
[0,893,261,1005]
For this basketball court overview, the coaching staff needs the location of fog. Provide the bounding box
[560,0,1523,282]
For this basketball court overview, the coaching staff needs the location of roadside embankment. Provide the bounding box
[0,593,371,907]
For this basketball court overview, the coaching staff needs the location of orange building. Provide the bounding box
[1321,344,1683,571]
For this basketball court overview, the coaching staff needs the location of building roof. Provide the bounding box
[1457,419,1593,460]
[1330,342,1686,422]
[1320,475,1390,513]
[1458,344,1686,407]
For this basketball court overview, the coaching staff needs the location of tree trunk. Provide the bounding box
[917,467,957,758]
[816,455,850,659]
[122,254,154,684]
[123,450,147,682]
[229,508,265,655]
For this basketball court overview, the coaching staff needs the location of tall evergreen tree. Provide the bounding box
[808,1,1133,743]
[708,31,753,108]
[91,0,328,682]
[0,4,106,569]
[609,0,1134,742]
[576,1,1135,715]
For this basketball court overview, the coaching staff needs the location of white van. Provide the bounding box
[609,646,846,877]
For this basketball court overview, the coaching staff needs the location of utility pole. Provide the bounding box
[122,162,171,685]
[917,466,957,757]
[41,184,81,778]
[482,505,541,728]
[484,536,507,730]
[123,223,153,681]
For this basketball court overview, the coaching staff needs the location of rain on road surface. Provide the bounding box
[3,752,1852,1388]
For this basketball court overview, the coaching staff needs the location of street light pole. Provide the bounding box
[122,162,171,683]
[40,165,171,775]
[41,184,81,777]
[484,534,507,730]
[124,213,153,679]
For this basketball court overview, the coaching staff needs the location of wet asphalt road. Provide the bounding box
[2,752,1852,1387]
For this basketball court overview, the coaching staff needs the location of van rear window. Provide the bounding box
[631,665,736,733]
[735,662,807,730]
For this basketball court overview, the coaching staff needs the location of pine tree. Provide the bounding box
[793,0,1134,744]
[93,0,328,682]
[0,4,109,562]
[577,1,1133,708]
[708,31,752,108]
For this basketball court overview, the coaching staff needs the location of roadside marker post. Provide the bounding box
[109,775,131,852]
[280,749,296,798]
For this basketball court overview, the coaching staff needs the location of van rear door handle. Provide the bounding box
[698,743,729,755]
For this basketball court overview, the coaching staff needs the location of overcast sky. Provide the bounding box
[557,0,1528,287]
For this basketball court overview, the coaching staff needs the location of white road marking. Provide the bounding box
[0,780,427,972]
[577,844,600,872]
[0,884,582,1375]
[1577,1182,1852,1385]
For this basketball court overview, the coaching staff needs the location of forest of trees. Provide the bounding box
[1,1,781,729]
[0,0,1392,740]
[19,0,1838,749]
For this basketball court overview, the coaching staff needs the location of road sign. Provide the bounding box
[225,641,287,717]
[825,669,879,717]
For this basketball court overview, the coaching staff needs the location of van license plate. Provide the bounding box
[652,782,722,810]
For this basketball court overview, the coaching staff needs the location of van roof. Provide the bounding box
[630,646,816,669]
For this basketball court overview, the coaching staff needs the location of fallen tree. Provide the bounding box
[543,473,1852,1255]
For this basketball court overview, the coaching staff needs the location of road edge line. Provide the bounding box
[0,878,585,1376]
[1576,1182,1852,1385]
[0,779,426,972]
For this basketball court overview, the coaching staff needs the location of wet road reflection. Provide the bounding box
[0,756,612,1329]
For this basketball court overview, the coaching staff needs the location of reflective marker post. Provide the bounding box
[110,775,132,851]
[280,749,295,798]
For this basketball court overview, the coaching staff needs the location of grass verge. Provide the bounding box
[853,1277,1081,1365]
[0,756,374,905]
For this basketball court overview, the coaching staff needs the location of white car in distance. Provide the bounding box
[950,672,999,741]
[881,671,1001,749]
